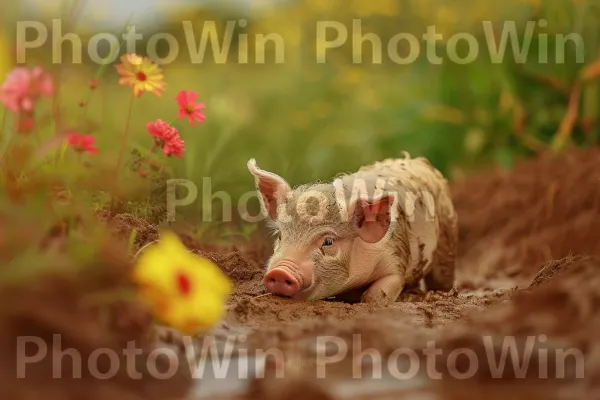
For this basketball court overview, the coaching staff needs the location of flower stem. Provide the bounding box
[0,108,10,160]
[0,107,5,139]
[115,92,136,181]
[79,90,94,124]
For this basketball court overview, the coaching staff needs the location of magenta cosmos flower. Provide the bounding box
[176,90,206,127]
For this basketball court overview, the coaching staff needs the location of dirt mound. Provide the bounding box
[97,211,160,251]
[528,254,592,289]
[194,250,266,296]
[99,212,269,298]
[453,254,600,341]
[432,254,600,397]
[0,237,192,400]
[451,147,600,286]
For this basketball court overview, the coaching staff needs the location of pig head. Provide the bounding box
[248,159,403,301]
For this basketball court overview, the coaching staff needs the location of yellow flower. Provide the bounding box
[115,53,166,97]
[133,231,232,334]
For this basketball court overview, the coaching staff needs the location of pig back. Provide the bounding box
[355,155,456,282]
[356,155,455,222]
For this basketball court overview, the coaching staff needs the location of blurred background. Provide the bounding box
[0,0,598,227]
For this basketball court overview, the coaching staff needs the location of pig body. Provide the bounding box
[248,153,457,303]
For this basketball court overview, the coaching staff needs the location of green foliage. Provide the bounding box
[0,0,599,230]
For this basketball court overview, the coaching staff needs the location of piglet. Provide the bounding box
[247,153,457,303]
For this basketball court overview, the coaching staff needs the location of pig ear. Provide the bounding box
[348,192,397,243]
[247,159,292,220]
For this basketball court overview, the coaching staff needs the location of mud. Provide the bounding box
[0,234,192,400]
[196,146,598,399]
[451,146,600,288]
[6,146,598,399]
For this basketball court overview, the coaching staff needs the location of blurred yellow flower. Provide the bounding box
[115,53,165,97]
[133,231,232,335]
[434,6,458,36]
[351,0,399,16]
[464,128,486,154]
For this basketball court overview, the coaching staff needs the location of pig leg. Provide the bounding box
[361,274,405,304]
[424,216,457,292]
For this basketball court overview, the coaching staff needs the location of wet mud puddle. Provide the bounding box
[191,355,435,399]
[184,332,436,399]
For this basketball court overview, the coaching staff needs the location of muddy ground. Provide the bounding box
[4,146,600,399]
[114,146,600,399]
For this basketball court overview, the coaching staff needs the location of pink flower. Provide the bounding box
[0,67,54,113]
[67,133,98,154]
[176,90,206,127]
[146,119,177,141]
[146,119,185,158]
[162,135,185,158]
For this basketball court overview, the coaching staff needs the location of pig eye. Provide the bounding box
[322,237,334,247]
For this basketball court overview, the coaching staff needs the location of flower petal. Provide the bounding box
[185,90,198,104]
[176,90,188,107]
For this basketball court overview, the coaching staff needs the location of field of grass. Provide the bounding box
[0,0,598,276]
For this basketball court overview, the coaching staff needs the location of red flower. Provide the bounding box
[162,136,185,158]
[0,67,54,113]
[146,119,185,158]
[67,133,98,154]
[176,90,206,127]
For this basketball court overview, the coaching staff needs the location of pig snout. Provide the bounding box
[264,260,312,297]
[264,269,300,297]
